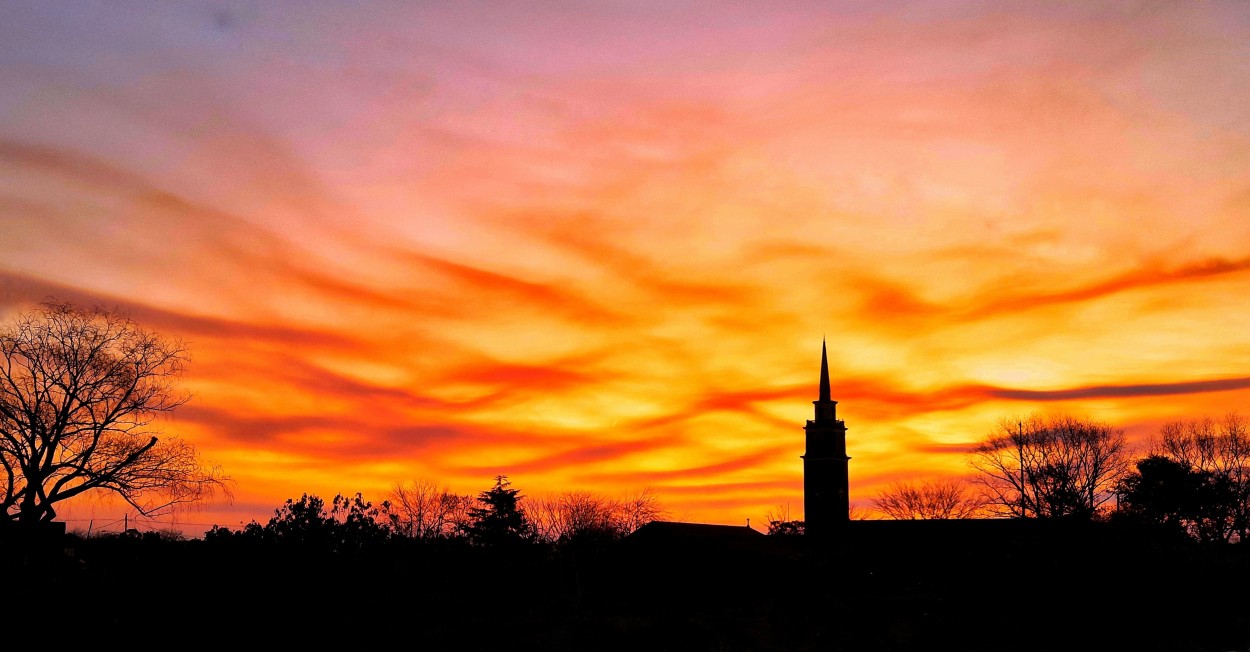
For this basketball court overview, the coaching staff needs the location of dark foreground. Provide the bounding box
[13,520,1250,651]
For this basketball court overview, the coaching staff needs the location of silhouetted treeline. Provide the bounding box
[16,418,1250,650]
[14,512,1250,651]
[864,412,1250,546]
[198,474,668,551]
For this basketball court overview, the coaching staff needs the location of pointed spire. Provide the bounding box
[819,337,831,402]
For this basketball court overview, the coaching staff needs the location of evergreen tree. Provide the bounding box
[1115,455,1236,543]
[465,475,536,546]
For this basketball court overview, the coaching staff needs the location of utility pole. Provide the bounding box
[1018,420,1026,519]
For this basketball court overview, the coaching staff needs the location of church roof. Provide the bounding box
[626,520,765,542]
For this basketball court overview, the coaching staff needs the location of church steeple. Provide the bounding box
[819,337,831,402]
[813,338,837,422]
[802,339,850,537]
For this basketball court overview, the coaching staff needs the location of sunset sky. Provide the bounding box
[2,1,1249,537]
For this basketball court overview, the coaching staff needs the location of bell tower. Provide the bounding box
[802,339,849,537]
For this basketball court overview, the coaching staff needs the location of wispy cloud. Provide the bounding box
[987,376,1250,401]
[3,1,1249,534]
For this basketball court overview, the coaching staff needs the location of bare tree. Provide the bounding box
[615,486,667,534]
[528,490,614,542]
[763,503,793,525]
[1151,413,1250,542]
[0,301,229,527]
[763,503,804,535]
[527,487,667,543]
[387,478,472,540]
[871,478,987,519]
[969,413,1131,519]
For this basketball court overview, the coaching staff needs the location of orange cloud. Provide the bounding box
[960,255,1250,321]
[6,2,1250,537]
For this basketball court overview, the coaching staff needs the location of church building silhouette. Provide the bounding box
[630,340,849,541]
[803,338,850,537]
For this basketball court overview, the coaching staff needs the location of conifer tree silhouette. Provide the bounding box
[465,475,535,546]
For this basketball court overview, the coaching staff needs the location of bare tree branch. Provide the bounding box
[969,413,1131,519]
[1150,413,1250,542]
[0,300,231,526]
[872,477,987,519]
